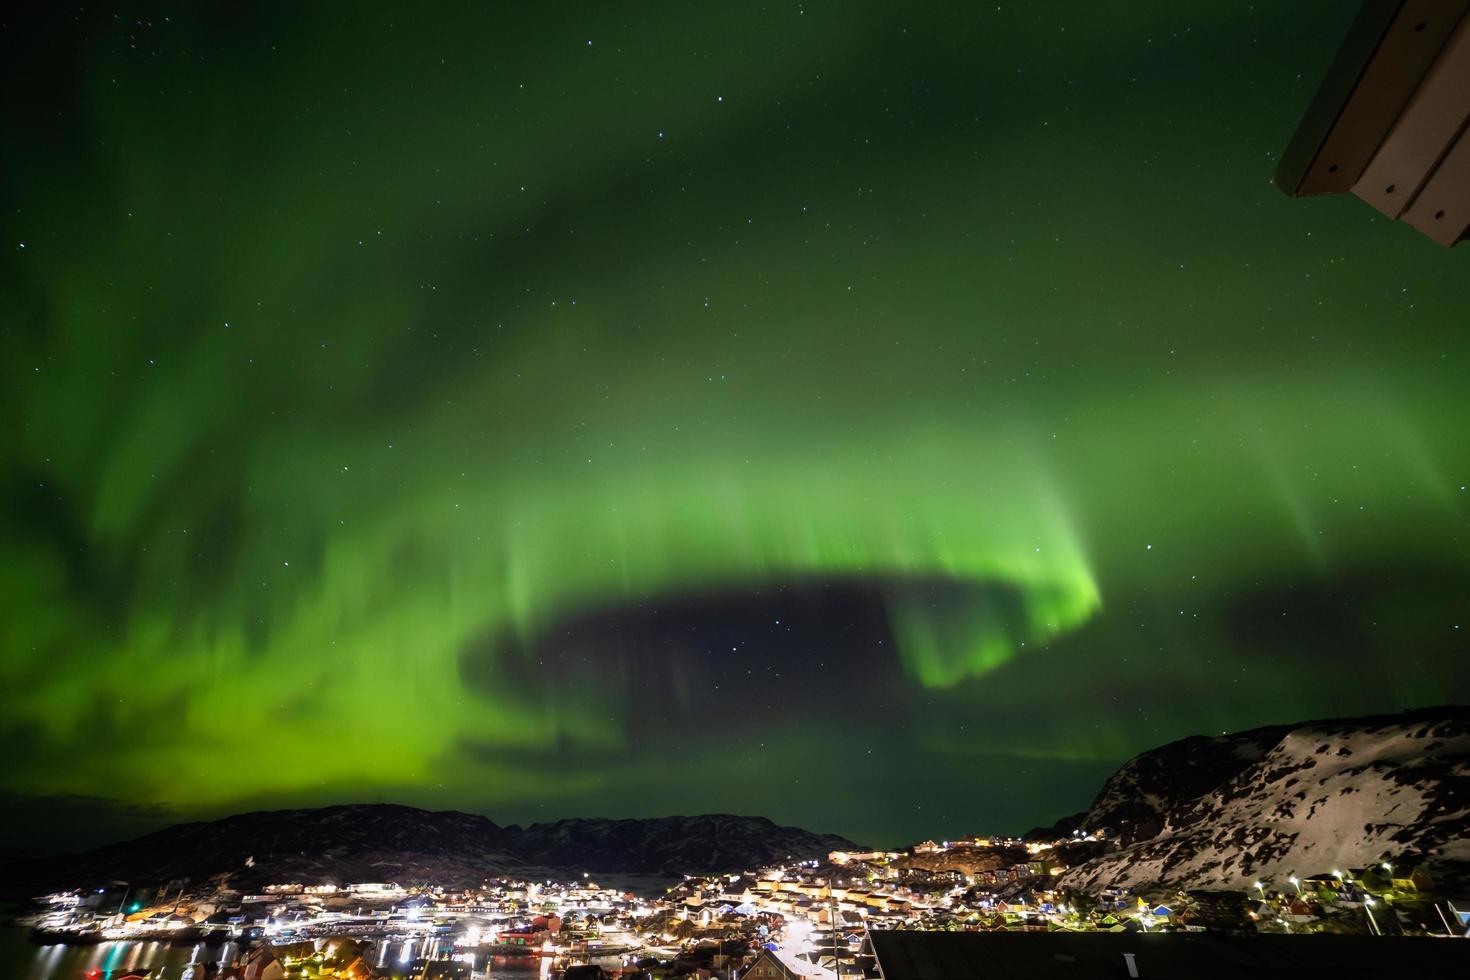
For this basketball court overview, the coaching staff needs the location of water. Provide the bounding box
[0,929,627,980]
[0,929,201,980]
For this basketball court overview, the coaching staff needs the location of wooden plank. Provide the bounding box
[1274,0,1470,197]
[1354,12,1470,217]
[1400,120,1470,245]
[1275,0,1405,197]
[1296,0,1468,196]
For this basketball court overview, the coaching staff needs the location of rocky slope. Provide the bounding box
[1058,706,1470,892]
[6,804,857,893]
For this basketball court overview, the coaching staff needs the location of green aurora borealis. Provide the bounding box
[2,1,1468,847]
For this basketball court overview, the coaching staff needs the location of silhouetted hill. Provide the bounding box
[3,804,858,894]
[511,813,854,874]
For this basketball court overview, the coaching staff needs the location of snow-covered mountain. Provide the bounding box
[1059,706,1470,892]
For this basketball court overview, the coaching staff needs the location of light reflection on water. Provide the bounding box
[0,934,192,980]
[2,930,611,980]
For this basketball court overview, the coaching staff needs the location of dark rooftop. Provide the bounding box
[866,930,1470,979]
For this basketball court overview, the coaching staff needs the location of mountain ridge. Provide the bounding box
[2,805,859,895]
[11,707,1468,899]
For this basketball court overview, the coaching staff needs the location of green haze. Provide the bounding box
[1,0,1467,845]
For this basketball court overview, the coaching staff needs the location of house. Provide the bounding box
[561,968,613,980]
[241,949,284,980]
[830,850,901,864]
[1179,890,1245,926]
[1284,900,1318,923]
[739,949,810,980]
[530,914,563,933]
[1299,873,1343,892]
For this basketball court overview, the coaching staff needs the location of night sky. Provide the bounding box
[2,2,1467,851]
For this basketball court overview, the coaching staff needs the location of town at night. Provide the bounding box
[2,1,1469,977]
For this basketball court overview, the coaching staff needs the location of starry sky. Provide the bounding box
[2,1,1468,852]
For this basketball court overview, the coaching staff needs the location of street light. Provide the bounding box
[1364,896,1381,936]
[1288,876,1301,896]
